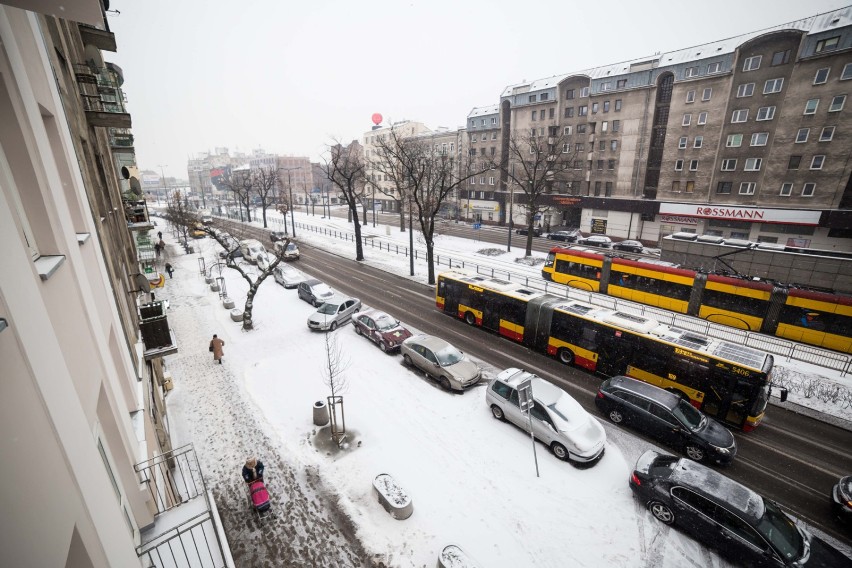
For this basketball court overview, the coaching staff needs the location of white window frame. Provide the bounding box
[816,37,840,53]
[780,182,793,196]
[707,62,721,74]
[744,158,762,171]
[739,182,756,195]
[678,137,688,149]
[689,159,699,171]
[600,81,612,91]
[489,176,496,185]
[750,132,768,146]
[819,126,835,141]
[842,63,852,81]
[731,109,748,123]
[764,78,784,94]
[674,159,684,171]
[726,134,743,147]
[796,128,809,143]
[742,55,762,71]
[702,88,712,101]
[564,126,572,136]
[686,90,696,103]
[721,159,737,171]
[756,106,776,121]
[693,136,703,148]
[685,67,699,78]
[829,94,846,112]
[804,99,819,115]
[802,182,816,196]
[697,112,708,125]
[472,134,478,142]
[810,155,825,170]
[581,86,590,97]
[814,68,831,85]
[562,143,571,153]
[737,83,755,97]
[682,113,692,126]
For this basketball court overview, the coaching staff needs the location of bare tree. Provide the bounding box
[323,140,368,261]
[369,129,414,232]
[490,130,577,256]
[220,168,254,223]
[164,190,196,246]
[252,166,278,228]
[321,332,350,444]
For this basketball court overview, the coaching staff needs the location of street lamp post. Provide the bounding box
[278,166,302,238]
[408,194,414,276]
[372,184,376,227]
[158,164,168,205]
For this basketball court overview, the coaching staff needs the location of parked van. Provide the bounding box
[239,239,266,263]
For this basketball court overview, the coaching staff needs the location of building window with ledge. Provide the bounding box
[796,128,809,143]
[814,68,830,84]
[751,132,768,146]
[707,62,721,73]
[816,37,840,53]
[717,182,732,194]
[721,159,737,171]
[739,182,756,195]
[744,158,762,171]
[772,49,791,66]
[675,159,684,171]
[820,126,835,141]
[697,112,707,125]
[737,83,755,97]
[829,95,846,112]
[686,90,696,103]
[788,155,802,170]
[804,99,819,115]
[810,155,825,170]
[726,133,743,147]
[742,55,762,71]
[764,78,784,94]
[689,159,699,171]
[842,63,852,81]
[731,109,748,123]
[780,182,793,196]
[682,113,692,126]
[693,136,703,148]
[685,181,695,193]
[756,106,776,121]
[679,137,688,149]
[802,182,816,196]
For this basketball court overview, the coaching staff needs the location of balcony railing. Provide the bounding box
[124,199,154,231]
[109,128,134,149]
[139,301,178,359]
[74,64,132,128]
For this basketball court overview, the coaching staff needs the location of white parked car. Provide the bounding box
[239,239,266,263]
[486,368,606,464]
[400,335,481,392]
[273,265,307,288]
[307,295,361,331]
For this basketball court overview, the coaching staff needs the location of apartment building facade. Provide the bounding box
[477,6,852,249]
[362,120,432,213]
[1,2,226,566]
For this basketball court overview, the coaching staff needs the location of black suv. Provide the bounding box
[596,376,736,464]
[630,450,852,567]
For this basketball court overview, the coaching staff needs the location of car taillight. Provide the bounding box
[596,390,604,399]
[630,472,641,486]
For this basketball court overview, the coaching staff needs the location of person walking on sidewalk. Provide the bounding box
[164,262,174,278]
[209,334,225,364]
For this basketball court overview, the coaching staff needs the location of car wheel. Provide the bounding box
[440,376,452,391]
[330,321,338,332]
[557,348,574,365]
[354,307,360,313]
[649,501,675,525]
[403,354,413,367]
[551,442,569,461]
[490,405,505,421]
[312,299,319,307]
[379,342,388,353]
[685,444,706,462]
[464,311,476,325]
[354,325,362,335]
[608,409,624,424]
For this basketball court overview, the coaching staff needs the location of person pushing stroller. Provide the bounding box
[242,457,265,483]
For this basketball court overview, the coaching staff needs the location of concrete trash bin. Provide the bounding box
[313,400,329,426]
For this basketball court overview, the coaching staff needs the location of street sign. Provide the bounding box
[473,222,482,230]
[518,378,534,415]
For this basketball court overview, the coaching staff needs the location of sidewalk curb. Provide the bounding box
[770,398,852,432]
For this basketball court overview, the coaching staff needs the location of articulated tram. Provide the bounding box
[542,246,852,354]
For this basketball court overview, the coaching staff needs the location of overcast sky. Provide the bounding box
[108,0,848,179]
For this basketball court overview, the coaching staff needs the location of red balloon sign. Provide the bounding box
[371,113,383,125]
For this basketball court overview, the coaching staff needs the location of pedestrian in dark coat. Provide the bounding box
[242,458,265,483]
[210,334,225,363]
[154,242,162,257]
[164,263,174,278]
[158,231,163,240]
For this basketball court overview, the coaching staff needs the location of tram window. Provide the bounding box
[555,259,600,280]
[702,289,768,317]
[611,271,691,301]
[778,305,852,336]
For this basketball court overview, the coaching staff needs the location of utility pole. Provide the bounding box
[278,166,302,237]
[158,164,168,206]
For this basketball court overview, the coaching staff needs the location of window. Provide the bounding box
[682,114,692,126]
[702,88,712,101]
[617,79,627,88]
[608,160,615,170]
[565,107,574,118]
[792,128,810,144]
[764,78,783,94]
[581,86,590,97]
[529,94,537,103]
[757,106,776,121]
[731,109,749,123]
[562,143,571,153]
[615,99,622,111]
[564,126,573,136]
[597,159,604,170]
[492,132,498,140]
[726,134,743,147]
[780,182,793,196]
[740,182,756,195]
[772,49,791,66]
[611,140,618,151]
[531,111,537,121]
[811,155,825,170]
[470,177,476,185]
[686,90,696,103]
[689,159,699,171]
[599,140,606,151]
[737,83,755,97]
[814,68,830,84]
[744,158,762,171]
[575,143,584,152]
[678,137,688,149]
[742,55,762,71]
[577,124,587,133]
[472,134,478,142]
[601,121,608,132]
[600,81,612,91]
[549,107,555,119]
[612,120,620,132]
[829,95,846,112]
[707,62,721,73]
[697,112,707,125]
[579,105,588,116]
[717,182,732,194]
[685,181,695,193]
[804,99,819,114]
[685,66,699,77]
[489,176,496,185]
[750,132,768,146]
[541,93,549,101]
[721,159,737,171]
[594,181,602,196]
[604,100,611,112]
[491,117,497,125]
[816,36,840,53]
[675,159,684,171]
[530,128,536,137]
[566,88,575,99]
[843,63,852,81]
[820,126,835,141]
[802,182,816,196]
[788,155,802,169]
[672,181,680,192]
[693,136,703,148]
[592,102,599,114]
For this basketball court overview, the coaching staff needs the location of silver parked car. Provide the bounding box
[400,335,481,392]
[307,295,361,331]
[297,279,335,306]
[486,368,606,464]
[273,264,307,288]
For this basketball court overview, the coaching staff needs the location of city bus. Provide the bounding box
[436,270,779,431]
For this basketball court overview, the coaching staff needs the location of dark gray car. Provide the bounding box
[297,279,335,306]
[596,376,736,464]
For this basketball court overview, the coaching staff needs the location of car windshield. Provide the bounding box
[316,303,340,315]
[374,314,399,331]
[672,400,705,430]
[287,243,297,251]
[313,284,332,296]
[434,344,463,366]
[250,245,264,254]
[755,500,805,561]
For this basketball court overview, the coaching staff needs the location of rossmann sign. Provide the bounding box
[659,203,821,225]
